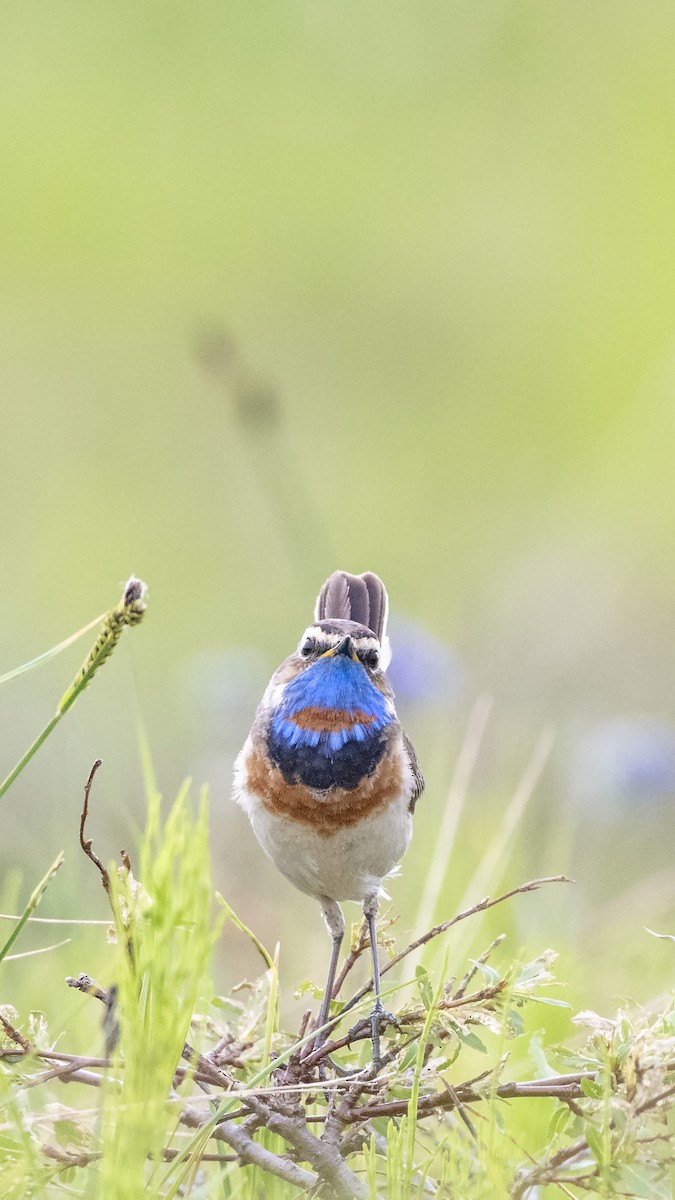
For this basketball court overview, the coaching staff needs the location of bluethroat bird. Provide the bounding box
[234,570,424,1068]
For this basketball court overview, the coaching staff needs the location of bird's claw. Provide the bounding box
[372,1006,401,1034]
[346,1005,401,1071]
[370,1003,401,1070]
[347,1008,400,1042]
[347,1015,370,1041]
[325,1056,364,1078]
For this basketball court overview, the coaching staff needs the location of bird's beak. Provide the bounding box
[322,635,357,660]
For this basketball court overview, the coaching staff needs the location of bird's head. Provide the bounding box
[297,619,383,671]
[262,571,394,720]
[265,572,396,761]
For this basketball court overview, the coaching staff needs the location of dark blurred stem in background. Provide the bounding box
[195,326,336,589]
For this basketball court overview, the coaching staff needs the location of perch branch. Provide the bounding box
[180,1103,318,1191]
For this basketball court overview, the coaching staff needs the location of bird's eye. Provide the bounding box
[300,637,317,658]
[362,648,380,669]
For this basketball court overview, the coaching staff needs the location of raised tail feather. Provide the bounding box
[315,571,390,643]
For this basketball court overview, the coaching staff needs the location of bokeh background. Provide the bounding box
[2,1,675,1039]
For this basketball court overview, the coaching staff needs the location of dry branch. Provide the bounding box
[336,875,572,1018]
[78,759,110,895]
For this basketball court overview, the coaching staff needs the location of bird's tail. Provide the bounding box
[315,570,391,668]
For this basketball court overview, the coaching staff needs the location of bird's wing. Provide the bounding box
[403,730,425,814]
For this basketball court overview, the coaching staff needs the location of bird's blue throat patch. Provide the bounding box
[267,656,393,790]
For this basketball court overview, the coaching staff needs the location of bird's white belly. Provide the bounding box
[237,786,413,903]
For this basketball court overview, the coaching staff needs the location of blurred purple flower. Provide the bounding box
[386,616,463,708]
[570,716,675,810]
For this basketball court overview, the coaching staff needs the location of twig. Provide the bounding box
[66,973,109,1003]
[78,760,110,895]
[25,1062,106,1089]
[182,1042,237,1091]
[0,1048,109,1068]
[42,1145,102,1168]
[0,1013,31,1051]
[180,1103,317,1191]
[347,1071,599,1123]
[41,1144,238,1170]
[454,934,506,999]
[398,980,507,1024]
[236,1093,372,1200]
[513,1080,675,1197]
[338,875,571,1018]
[440,1077,477,1139]
[161,1147,238,1163]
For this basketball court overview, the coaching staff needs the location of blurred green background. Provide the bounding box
[2,1,675,1033]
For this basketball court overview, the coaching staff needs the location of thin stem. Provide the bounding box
[0,577,146,802]
[0,611,105,686]
[0,714,61,801]
[0,853,64,963]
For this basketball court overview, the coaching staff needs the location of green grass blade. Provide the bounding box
[263,942,280,1064]
[403,950,448,1195]
[0,611,105,687]
[0,852,64,963]
[413,694,493,955]
[216,893,274,968]
[101,783,216,1200]
[450,727,555,964]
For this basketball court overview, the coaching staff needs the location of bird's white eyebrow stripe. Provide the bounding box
[300,627,381,653]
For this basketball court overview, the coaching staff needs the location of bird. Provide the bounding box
[233,570,424,1069]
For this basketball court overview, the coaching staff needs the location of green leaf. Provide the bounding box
[415,964,433,1010]
[530,1031,558,1078]
[616,1163,669,1199]
[584,1121,605,1165]
[435,1043,462,1070]
[507,1007,525,1036]
[469,959,501,985]
[516,954,554,983]
[527,995,572,1009]
[210,996,246,1022]
[293,979,322,1001]
[610,1101,627,1134]
[372,1117,391,1138]
[546,1103,571,1142]
[581,1076,604,1099]
[0,853,64,963]
[456,1027,488,1054]
[399,1041,420,1071]
[54,1119,86,1149]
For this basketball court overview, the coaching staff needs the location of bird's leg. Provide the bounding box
[364,893,399,1070]
[313,899,344,1055]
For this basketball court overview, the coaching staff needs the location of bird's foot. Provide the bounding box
[325,1056,366,1078]
[348,1007,400,1040]
[348,1003,401,1071]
